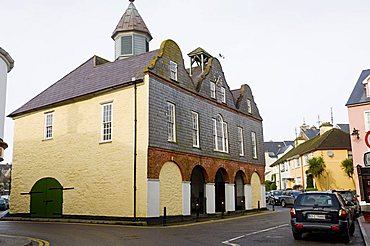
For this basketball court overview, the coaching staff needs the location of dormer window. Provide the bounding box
[210,82,216,98]
[170,61,178,81]
[247,99,252,114]
[220,87,226,103]
[363,75,370,97]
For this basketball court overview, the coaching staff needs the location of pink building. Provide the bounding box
[346,69,370,203]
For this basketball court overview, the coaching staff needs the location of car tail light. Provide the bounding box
[295,223,303,229]
[331,225,341,230]
[290,208,296,218]
[339,209,348,219]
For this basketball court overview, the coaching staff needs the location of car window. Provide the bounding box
[296,194,339,207]
[273,191,282,195]
[338,192,354,202]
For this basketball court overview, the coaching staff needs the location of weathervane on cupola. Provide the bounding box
[112,0,153,60]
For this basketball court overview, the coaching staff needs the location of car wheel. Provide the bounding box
[281,200,286,207]
[292,231,302,240]
[349,222,355,236]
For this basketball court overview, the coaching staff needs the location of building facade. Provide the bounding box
[0,47,14,161]
[9,1,265,220]
[346,69,370,203]
[271,125,353,191]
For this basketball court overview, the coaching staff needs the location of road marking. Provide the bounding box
[0,233,49,246]
[222,224,289,246]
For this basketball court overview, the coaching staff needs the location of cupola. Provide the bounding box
[188,47,212,76]
[112,0,152,60]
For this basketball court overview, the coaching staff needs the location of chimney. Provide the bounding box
[320,122,333,135]
[295,136,305,147]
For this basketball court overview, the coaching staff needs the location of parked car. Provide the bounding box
[268,190,284,205]
[333,190,361,218]
[0,198,8,210]
[290,191,355,243]
[280,190,303,207]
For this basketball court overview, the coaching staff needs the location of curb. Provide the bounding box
[358,216,369,246]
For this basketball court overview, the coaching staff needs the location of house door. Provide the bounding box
[30,177,63,218]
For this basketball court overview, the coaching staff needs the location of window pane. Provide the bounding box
[121,36,133,55]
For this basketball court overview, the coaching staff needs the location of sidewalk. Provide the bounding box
[358,216,370,246]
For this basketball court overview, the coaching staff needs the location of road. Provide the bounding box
[0,207,365,245]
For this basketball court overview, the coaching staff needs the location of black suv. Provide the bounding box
[290,191,355,243]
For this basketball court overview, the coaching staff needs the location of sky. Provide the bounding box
[1,0,370,163]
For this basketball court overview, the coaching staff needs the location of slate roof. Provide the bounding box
[336,123,350,134]
[9,50,159,117]
[303,127,319,140]
[270,128,351,167]
[346,69,370,106]
[264,141,294,158]
[112,1,152,40]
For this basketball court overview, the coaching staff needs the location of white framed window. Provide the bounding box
[167,102,176,142]
[192,111,199,148]
[220,87,226,103]
[296,176,302,185]
[251,131,257,159]
[169,61,178,81]
[212,114,228,153]
[295,158,301,168]
[247,99,252,114]
[365,111,370,132]
[44,112,54,140]
[101,103,113,142]
[237,127,244,156]
[304,154,309,166]
[210,81,216,98]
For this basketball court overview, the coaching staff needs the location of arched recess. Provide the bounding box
[159,161,183,216]
[191,165,207,214]
[234,171,246,210]
[30,177,63,218]
[215,168,228,212]
[251,172,262,209]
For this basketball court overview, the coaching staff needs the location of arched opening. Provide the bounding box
[191,166,206,214]
[159,161,183,216]
[234,171,245,210]
[251,172,262,209]
[30,177,63,218]
[215,169,226,212]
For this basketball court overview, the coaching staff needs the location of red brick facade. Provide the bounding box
[148,147,265,184]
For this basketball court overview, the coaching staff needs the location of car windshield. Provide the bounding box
[296,194,339,207]
[338,192,354,202]
[272,191,283,195]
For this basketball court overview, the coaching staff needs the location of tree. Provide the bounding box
[341,158,354,178]
[306,156,326,178]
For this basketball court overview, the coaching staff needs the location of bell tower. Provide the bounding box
[112,0,152,60]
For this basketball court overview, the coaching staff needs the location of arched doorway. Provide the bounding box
[215,169,226,212]
[30,177,63,218]
[234,171,245,210]
[251,172,262,209]
[191,166,206,214]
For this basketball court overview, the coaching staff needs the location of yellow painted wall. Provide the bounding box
[11,76,149,217]
[251,172,262,208]
[159,161,183,216]
[313,150,355,191]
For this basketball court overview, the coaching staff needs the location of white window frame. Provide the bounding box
[212,114,228,153]
[192,111,200,148]
[169,61,178,81]
[220,87,226,103]
[365,110,370,132]
[296,176,302,185]
[101,102,113,142]
[167,102,176,142]
[237,127,244,156]
[210,81,216,98]
[251,131,258,159]
[247,99,252,114]
[44,112,54,140]
[295,158,301,168]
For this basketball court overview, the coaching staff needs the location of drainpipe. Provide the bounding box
[133,80,138,220]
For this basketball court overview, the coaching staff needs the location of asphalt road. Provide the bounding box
[0,207,365,245]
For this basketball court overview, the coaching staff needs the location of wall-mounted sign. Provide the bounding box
[366,131,370,149]
[364,152,370,166]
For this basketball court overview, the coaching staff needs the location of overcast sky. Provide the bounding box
[1,0,370,163]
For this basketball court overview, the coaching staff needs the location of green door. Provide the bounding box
[30,178,63,218]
